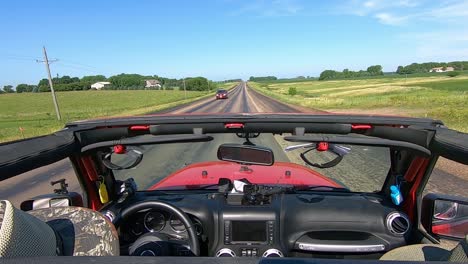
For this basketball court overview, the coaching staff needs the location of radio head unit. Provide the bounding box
[224,220,274,245]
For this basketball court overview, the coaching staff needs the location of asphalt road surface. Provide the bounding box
[0,83,466,207]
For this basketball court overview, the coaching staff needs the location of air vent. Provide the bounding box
[386,212,410,235]
[103,211,115,222]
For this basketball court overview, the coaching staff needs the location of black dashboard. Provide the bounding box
[104,191,411,258]
[120,210,204,240]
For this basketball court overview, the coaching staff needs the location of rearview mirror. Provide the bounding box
[217,144,274,166]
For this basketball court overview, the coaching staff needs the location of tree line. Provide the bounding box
[319,65,383,80]
[249,76,278,82]
[1,74,220,93]
[396,61,468,74]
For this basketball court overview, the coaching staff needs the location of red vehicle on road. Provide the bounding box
[0,114,467,263]
[216,89,228,99]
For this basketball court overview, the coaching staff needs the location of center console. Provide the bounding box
[215,201,284,257]
[220,220,276,256]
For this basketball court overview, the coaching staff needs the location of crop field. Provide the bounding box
[0,82,238,142]
[249,76,468,132]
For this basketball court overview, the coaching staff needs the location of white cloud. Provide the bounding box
[363,1,376,8]
[229,0,303,17]
[340,0,422,16]
[400,30,468,60]
[375,13,408,25]
[340,0,468,26]
[424,1,468,19]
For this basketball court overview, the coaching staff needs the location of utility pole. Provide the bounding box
[37,46,61,120]
[183,78,187,99]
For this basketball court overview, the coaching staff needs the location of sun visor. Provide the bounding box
[0,130,79,181]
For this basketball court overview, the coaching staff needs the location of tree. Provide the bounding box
[367,65,383,76]
[38,84,51,92]
[185,77,209,91]
[3,85,14,93]
[81,75,107,83]
[396,66,404,74]
[319,70,339,80]
[249,76,278,82]
[108,74,145,89]
[16,84,35,93]
[38,78,49,86]
[288,87,297,95]
[447,71,460,77]
[342,69,350,78]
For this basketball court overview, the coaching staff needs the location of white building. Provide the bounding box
[430,67,455,73]
[145,79,162,89]
[91,81,111,90]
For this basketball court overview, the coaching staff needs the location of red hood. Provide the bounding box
[149,161,341,190]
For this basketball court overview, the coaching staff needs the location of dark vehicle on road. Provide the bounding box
[0,114,467,263]
[216,89,228,99]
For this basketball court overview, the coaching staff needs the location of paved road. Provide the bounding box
[0,83,466,207]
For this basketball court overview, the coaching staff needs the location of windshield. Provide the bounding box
[112,133,390,192]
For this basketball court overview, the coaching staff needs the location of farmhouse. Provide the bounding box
[90,81,111,90]
[430,67,454,73]
[145,79,162,89]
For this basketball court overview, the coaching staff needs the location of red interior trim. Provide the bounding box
[403,157,427,182]
[351,124,372,130]
[78,156,103,210]
[129,125,150,131]
[225,123,244,129]
[403,157,429,220]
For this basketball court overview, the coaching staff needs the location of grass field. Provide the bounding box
[249,76,468,132]
[0,82,238,142]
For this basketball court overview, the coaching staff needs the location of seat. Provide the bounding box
[380,235,467,262]
[0,200,119,257]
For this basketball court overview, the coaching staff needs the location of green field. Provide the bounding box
[249,77,468,132]
[0,82,238,142]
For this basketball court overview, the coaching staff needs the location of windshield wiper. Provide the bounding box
[295,185,350,192]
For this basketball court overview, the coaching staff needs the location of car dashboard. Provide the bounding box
[105,191,411,259]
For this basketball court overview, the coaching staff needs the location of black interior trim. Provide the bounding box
[66,114,443,128]
[150,123,352,135]
[0,131,78,181]
[81,134,213,152]
[430,128,468,165]
[0,256,450,264]
[284,135,431,156]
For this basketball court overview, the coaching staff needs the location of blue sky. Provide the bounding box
[1,0,467,86]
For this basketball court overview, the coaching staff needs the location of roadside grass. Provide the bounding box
[0,82,238,142]
[249,77,468,132]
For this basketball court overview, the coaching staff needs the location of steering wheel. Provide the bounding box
[120,201,200,256]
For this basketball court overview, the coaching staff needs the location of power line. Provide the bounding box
[0,57,40,62]
[58,59,100,70]
[56,62,101,74]
[0,53,42,60]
